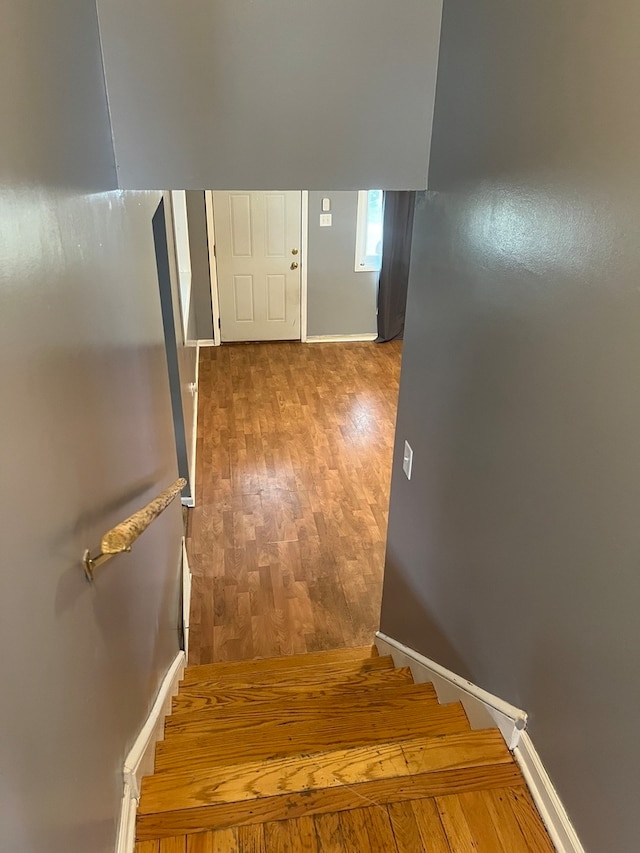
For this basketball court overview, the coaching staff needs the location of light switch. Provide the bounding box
[402,441,413,480]
[322,197,331,212]
[320,213,332,227]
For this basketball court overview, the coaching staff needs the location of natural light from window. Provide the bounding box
[355,190,384,272]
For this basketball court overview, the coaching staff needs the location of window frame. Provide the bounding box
[354,190,384,273]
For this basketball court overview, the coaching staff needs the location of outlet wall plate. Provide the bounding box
[402,440,413,480]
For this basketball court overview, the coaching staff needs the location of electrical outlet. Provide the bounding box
[402,441,413,480]
[319,213,332,227]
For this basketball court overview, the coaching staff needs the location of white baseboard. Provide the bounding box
[123,650,185,798]
[305,333,378,343]
[189,341,200,509]
[301,191,309,343]
[115,650,185,852]
[197,338,217,347]
[375,631,527,749]
[375,631,585,853]
[514,732,585,853]
[115,782,137,853]
[182,538,192,661]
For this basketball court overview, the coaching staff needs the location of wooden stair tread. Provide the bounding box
[182,646,378,683]
[164,682,438,734]
[136,649,551,848]
[154,700,470,772]
[136,763,524,841]
[503,786,556,852]
[171,665,413,715]
[141,729,513,815]
[176,655,396,696]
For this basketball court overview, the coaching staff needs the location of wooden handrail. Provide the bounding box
[83,478,187,580]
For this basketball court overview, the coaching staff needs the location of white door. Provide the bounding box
[213,191,301,342]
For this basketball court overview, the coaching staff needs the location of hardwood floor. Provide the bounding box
[149,343,556,851]
[135,790,552,853]
[135,649,554,852]
[186,341,402,665]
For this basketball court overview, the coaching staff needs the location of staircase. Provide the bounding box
[135,646,554,851]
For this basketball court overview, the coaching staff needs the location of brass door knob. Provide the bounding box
[290,261,299,270]
[291,248,299,255]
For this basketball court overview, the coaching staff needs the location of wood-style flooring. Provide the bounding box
[135,648,554,852]
[186,341,402,665]
[145,342,556,851]
[137,790,551,853]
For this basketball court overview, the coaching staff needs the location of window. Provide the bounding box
[355,190,384,272]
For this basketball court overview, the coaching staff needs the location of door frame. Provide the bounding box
[204,190,222,347]
[204,190,308,344]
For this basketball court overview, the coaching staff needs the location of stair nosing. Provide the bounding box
[153,701,472,773]
[135,763,524,841]
[166,680,436,730]
[177,656,401,691]
[171,666,414,713]
[139,728,514,814]
[182,646,379,682]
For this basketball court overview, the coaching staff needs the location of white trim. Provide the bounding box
[163,192,186,345]
[204,191,221,346]
[514,733,585,853]
[122,650,186,799]
[196,339,217,347]
[182,538,192,661]
[115,650,186,851]
[181,352,197,505]
[300,190,309,342]
[188,341,200,508]
[170,191,192,334]
[306,333,378,344]
[375,631,585,853]
[115,781,137,853]
[375,631,527,750]
[354,189,383,273]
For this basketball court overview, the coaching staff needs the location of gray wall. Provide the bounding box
[0,3,183,851]
[380,1,640,851]
[96,0,442,191]
[307,192,378,337]
[185,191,214,340]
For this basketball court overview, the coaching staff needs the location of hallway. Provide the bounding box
[186,341,402,665]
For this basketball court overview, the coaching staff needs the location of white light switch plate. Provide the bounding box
[320,213,332,227]
[402,441,413,480]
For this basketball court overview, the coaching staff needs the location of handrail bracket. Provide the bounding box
[83,547,132,581]
[82,477,186,581]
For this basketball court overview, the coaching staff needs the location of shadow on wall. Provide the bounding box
[379,555,475,682]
